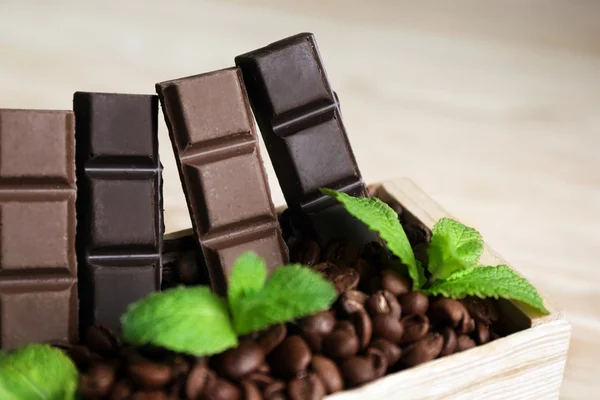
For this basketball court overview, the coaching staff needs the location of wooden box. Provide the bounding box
[325,178,571,400]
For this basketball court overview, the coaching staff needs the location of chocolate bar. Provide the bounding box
[0,109,77,349]
[156,68,288,294]
[74,92,163,333]
[235,33,377,247]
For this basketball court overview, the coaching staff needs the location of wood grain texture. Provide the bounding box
[0,1,597,397]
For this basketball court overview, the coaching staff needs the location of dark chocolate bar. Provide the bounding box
[74,92,163,333]
[235,33,377,247]
[0,109,77,350]
[156,68,288,295]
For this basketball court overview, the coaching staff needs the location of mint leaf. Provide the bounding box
[427,218,484,280]
[231,265,338,335]
[321,188,425,289]
[0,344,78,400]
[424,265,548,314]
[228,252,267,307]
[121,286,238,356]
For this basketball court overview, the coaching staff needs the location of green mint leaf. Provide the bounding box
[320,188,424,289]
[427,218,484,280]
[228,252,267,307]
[424,265,548,314]
[0,344,78,400]
[121,286,238,356]
[231,265,338,335]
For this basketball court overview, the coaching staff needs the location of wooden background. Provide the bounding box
[0,0,598,398]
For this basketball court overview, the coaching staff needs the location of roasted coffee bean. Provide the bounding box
[322,328,360,359]
[85,324,120,358]
[403,222,431,246]
[263,381,287,399]
[399,292,429,316]
[475,323,490,345]
[257,363,271,374]
[323,241,360,266]
[399,314,430,345]
[339,356,376,387]
[128,358,173,389]
[288,373,326,400]
[246,372,274,389]
[109,380,133,400]
[269,336,312,378]
[300,330,323,354]
[310,355,343,394]
[428,298,471,329]
[351,259,374,286]
[457,317,475,335]
[361,242,393,269]
[439,327,458,357]
[176,250,202,285]
[339,290,369,315]
[78,362,116,398]
[380,270,411,297]
[366,290,401,319]
[213,339,265,380]
[366,347,388,378]
[132,391,168,400]
[351,309,373,349]
[413,243,429,267]
[456,335,477,352]
[335,320,356,333]
[204,378,241,400]
[313,262,359,293]
[462,297,499,326]
[53,342,92,369]
[400,333,444,367]
[242,380,264,400]
[369,338,401,367]
[186,364,212,400]
[290,239,321,266]
[490,330,500,341]
[299,311,336,337]
[172,356,191,377]
[257,324,287,355]
[371,314,404,343]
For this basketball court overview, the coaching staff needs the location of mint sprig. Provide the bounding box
[0,344,78,400]
[121,286,238,356]
[228,252,267,306]
[321,188,426,289]
[424,266,548,313]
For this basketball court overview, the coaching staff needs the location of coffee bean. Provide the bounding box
[351,309,372,350]
[428,298,471,329]
[456,335,476,352]
[490,330,500,341]
[269,336,312,378]
[132,391,168,400]
[78,362,116,398]
[339,290,368,315]
[299,311,336,337]
[313,262,359,293]
[400,332,444,367]
[172,356,191,377]
[439,327,457,357]
[186,364,211,399]
[361,242,393,269]
[457,317,476,335]
[399,292,429,316]
[369,338,401,367]
[322,328,360,359]
[380,270,411,297]
[474,323,490,345]
[288,373,326,400]
[213,339,265,381]
[399,314,430,345]
[371,314,404,343]
[462,297,499,326]
[403,222,431,246]
[176,250,203,285]
[366,347,388,378]
[246,372,274,389]
[54,343,91,370]
[257,363,271,374]
[109,380,133,400]
[323,241,360,266]
[84,324,120,359]
[128,358,173,389]
[366,290,401,319]
[413,243,429,267]
[242,380,264,400]
[310,355,343,394]
[204,378,241,400]
[290,239,321,266]
[257,324,287,355]
[335,320,356,333]
[351,259,374,286]
[263,381,287,399]
[339,356,376,387]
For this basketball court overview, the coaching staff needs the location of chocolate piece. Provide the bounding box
[0,109,78,350]
[156,68,287,294]
[74,92,163,333]
[235,33,377,246]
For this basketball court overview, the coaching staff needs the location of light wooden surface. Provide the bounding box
[0,1,598,398]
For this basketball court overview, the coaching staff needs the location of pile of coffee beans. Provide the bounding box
[62,197,502,399]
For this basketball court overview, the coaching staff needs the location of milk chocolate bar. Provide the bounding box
[156,68,287,294]
[235,33,377,247]
[74,92,163,333]
[0,109,77,349]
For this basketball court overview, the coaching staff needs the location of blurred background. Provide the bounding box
[0,0,598,397]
